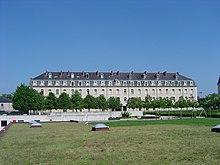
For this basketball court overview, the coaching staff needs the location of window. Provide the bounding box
[71,81,75,86]
[49,73,52,78]
[130,81,134,86]
[33,81,37,86]
[158,81,162,86]
[40,81,44,86]
[165,81,169,86]
[145,81,148,86]
[63,81,67,86]
[158,89,162,94]
[101,81,105,86]
[63,89,66,93]
[41,89,44,95]
[86,73,89,79]
[48,89,52,93]
[131,89,134,95]
[55,81,59,86]
[178,89,181,94]
[138,89,141,95]
[166,89,169,94]
[100,73,104,78]
[124,89,127,95]
[177,81,181,86]
[86,81,90,86]
[116,89,120,95]
[184,89,187,94]
[94,81,97,86]
[71,89,74,95]
[123,81,127,86]
[124,97,127,102]
[109,89,112,95]
[86,89,90,95]
[78,81,82,86]
[190,81,193,86]
[184,81,187,86]
[48,81,52,86]
[172,89,175,94]
[152,89,155,95]
[151,81,155,86]
[101,89,105,95]
[145,89,148,95]
[1,104,3,107]
[71,73,74,79]
[190,89,193,94]
[137,81,141,86]
[109,81,113,86]
[78,89,82,96]
[94,89,97,95]
[171,81,175,86]
[56,89,59,95]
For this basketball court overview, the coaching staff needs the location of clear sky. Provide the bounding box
[0,0,219,97]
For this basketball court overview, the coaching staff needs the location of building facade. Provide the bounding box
[0,97,14,112]
[30,71,197,108]
[218,77,220,95]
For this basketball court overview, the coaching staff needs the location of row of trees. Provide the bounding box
[12,84,121,113]
[11,84,220,113]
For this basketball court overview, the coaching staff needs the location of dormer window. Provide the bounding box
[137,81,141,86]
[145,81,148,86]
[48,73,52,78]
[109,81,113,86]
[63,81,67,86]
[86,81,90,86]
[190,81,193,86]
[48,81,52,86]
[71,73,74,79]
[40,81,44,86]
[55,81,60,86]
[100,73,104,79]
[184,81,187,86]
[101,81,105,86]
[33,81,37,86]
[94,81,97,86]
[165,81,169,86]
[86,73,89,79]
[130,81,134,86]
[171,81,175,86]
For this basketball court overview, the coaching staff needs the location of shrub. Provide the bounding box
[121,111,130,118]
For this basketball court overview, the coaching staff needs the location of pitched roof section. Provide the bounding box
[0,97,12,103]
[31,71,194,81]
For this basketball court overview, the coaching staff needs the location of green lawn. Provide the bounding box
[1,118,220,164]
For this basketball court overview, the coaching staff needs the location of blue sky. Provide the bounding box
[0,0,219,97]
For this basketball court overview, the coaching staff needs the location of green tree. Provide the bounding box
[96,95,108,111]
[127,97,142,110]
[13,84,44,114]
[107,97,121,111]
[143,95,152,110]
[45,92,57,110]
[57,93,72,111]
[71,90,84,112]
[84,95,96,111]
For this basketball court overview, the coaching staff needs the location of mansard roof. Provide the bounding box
[31,71,194,81]
[0,97,12,103]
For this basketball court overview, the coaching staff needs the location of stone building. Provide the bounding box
[30,71,197,109]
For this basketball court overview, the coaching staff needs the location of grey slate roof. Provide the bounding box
[0,97,12,103]
[31,71,194,81]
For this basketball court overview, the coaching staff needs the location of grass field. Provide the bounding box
[1,118,220,164]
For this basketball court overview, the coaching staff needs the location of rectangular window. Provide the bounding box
[109,81,113,86]
[48,89,52,93]
[94,81,97,86]
[78,81,82,86]
[86,89,90,95]
[184,81,187,86]
[124,97,127,102]
[177,81,181,86]
[178,89,181,94]
[190,81,193,86]
[101,81,105,86]
[138,89,141,95]
[152,89,155,95]
[116,89,120,95]
[171,81,175,86]
[158,81,162,86]
[63,81,67,86]
[131,89,134,95]
[137,81,141,86]
[190,89,193,94]
[56,81,59,86]
[123,81,127,86]
[151,81,155,86]
[172,89,175,94]
[158,89,162,94]
[101,89,105,95]
[145,81,148,86]
[124,89,127,95]
[94,89,97,95]
[41,89,44,95]
[56,89,59,95]
[78,89,82,96]
[166,89,169,94]
[184,89,187,94]
[130,81,134,86]
[40,81,44,86]
[109,89,112,95]
[165,81,169,86]
[63,89,66,93]
[86,81,90,86]
[145,89,148,95]
[71,89,74,95]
